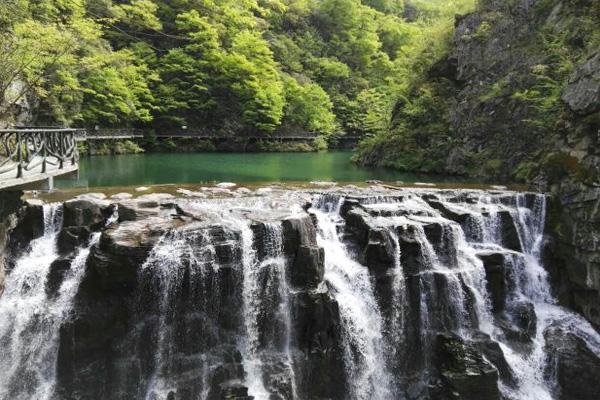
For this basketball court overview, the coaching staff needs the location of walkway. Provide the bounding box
[0,128,79,190]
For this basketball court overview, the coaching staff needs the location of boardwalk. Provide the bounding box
[0,128,79,190]
[83,128,362,142]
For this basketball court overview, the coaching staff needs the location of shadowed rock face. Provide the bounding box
[0,191,24,296]
[544,322,600,400]
[1,187,600,400]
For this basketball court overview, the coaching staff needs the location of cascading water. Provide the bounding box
[0,204,106,400]
[239,220,296,400]
[0,204,63,400]
[1,188,600,400]
[312,199,393,400]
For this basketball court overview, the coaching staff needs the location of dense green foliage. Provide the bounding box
[356,0,600,182]
[0,0,476,146]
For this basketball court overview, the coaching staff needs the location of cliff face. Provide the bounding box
[447,0,600,328]
[445,0,599,180]
[0,191,25,296]
[358,0,600,327]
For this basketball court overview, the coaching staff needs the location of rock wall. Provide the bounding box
[0,191,24,296]
[448,0,600,328]
[362,0,600,328]
[3,188,599,400]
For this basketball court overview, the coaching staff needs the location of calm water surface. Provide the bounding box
[55,152,473,188]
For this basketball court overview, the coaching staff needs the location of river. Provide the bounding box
[55,152,478,189]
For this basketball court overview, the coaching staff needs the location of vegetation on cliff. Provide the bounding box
[356,0,600,183]
[0,0,475,145]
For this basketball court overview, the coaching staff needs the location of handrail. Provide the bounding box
[0,128,79,179]
[0,128,80,133]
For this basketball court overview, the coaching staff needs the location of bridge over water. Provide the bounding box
[0,128,79,190]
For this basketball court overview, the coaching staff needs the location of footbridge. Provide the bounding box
[0,128,80,190]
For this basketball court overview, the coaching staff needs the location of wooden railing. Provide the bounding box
[0,128,78,179]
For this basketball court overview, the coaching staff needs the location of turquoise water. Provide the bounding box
[55,152,470,188]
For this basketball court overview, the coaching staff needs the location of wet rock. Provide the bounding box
[477,251,507,312]
[6,198,45,257]
[58,199,113,255]
[110,192,133,200]
[471,331,515,387]
[63,198,112,229]
[497,301,536,344]
[342,208,371,249]
[282,215,324,289]
[235,187,252,195]
[216,182,237,189]
[544,322,600,400]
[117,195,180,222]
[497,211,522,252]
[291,291,346,400]
[361,228,395,274]
[76,193,107,201]
[398,225,426,276]
[87,217,183,291]
[57,226,92,255]
[0,191,24,295]
[339,197,361,218]
[135,193,175,207]
[436,333,501,400]
[219,382,253,400]
[46,256,74,298]
[425,199,470,224]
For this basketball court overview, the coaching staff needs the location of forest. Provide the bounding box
[0,0,476,142]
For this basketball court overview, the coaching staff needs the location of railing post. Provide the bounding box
[59,132,64,169]
[42,131,47,173]
[16,131,23,178]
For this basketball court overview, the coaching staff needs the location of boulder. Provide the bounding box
[436,333,501,400]
[425,199,471,224]
[46,256,74,298]
[471,331,515,387]
[0,190,24,296]
[361,228,395,274]
[57,226,92,255]
[87,217,184,291]
[544,322,600,400]
[63,198,112,229]
[496,301,536,344]
[342,208,371,249]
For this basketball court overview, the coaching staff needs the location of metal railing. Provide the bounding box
[0,128,78,179]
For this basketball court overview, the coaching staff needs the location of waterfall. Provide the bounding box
[239,221,297,400]
[312,200,393,400]
[2,189,600,400]
[0,204,102,400]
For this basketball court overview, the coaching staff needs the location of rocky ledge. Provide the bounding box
[2,187,600,400]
